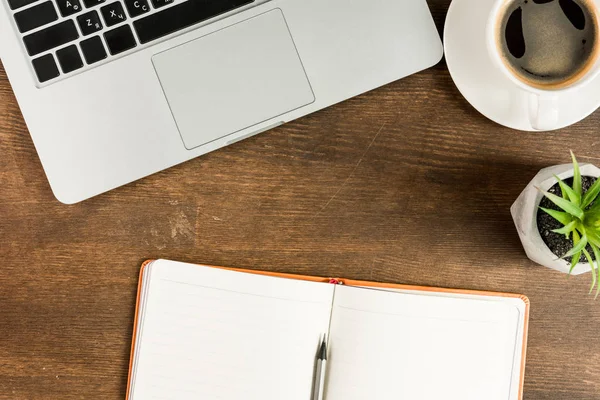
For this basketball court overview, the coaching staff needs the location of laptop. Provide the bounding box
[0,0,442,203]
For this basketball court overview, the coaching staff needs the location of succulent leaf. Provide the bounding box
[552,220,578,236]
[540,208,573,226]
[569,231,582,275]
[540,189,584,220]
[586,229,600,248]
[563,230,588,260]
[583,249,596,294]
[554,175,581,205]
[570,251,582,275]
[591,243,600,298]
[571,151,582,199]
[582,178,600,209]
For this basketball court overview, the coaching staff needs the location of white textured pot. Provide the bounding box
[511,163,600,275]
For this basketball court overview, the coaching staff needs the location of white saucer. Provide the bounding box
[444,0,600,131]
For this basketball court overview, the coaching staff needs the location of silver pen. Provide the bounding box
[312,336,327,400]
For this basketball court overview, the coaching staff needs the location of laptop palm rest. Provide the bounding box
[152,9,315,150]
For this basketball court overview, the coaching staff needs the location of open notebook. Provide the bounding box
[126,259,529,400]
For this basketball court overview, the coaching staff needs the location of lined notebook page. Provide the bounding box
[129,260,334,400]
[326,285,521,400]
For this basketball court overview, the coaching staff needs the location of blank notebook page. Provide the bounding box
[326,285,521,400]
[129,260,334,400]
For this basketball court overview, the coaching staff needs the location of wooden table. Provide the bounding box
[2,1,600,398]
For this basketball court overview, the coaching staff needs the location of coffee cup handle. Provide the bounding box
[528,93,558,131]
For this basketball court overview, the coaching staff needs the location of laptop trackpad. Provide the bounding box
[152,9,315,150]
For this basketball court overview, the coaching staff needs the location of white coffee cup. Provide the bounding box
[486,0,600,131]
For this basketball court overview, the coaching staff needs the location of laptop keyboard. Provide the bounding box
[7,0,255,84]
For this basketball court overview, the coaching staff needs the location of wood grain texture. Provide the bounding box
[1,1,600,398]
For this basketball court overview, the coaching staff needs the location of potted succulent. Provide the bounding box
[511,153,600,295]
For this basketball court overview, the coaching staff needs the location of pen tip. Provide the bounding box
[319,338,327,360]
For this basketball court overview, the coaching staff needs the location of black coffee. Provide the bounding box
[498,0,598,88]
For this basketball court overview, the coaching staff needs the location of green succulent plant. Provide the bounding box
[539,152,600,296]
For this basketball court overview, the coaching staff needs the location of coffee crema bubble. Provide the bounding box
[497,0,599,89]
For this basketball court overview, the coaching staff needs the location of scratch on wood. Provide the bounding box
[169,211,194,239]
[199,211,224,222]
[580,155,600,162]
[314,123,386,216]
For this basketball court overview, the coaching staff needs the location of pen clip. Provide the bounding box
[328,278,344,285]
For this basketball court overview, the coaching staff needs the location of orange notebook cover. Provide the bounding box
[126,260,529,400]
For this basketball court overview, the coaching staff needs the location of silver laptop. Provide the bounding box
[0,0,442,203]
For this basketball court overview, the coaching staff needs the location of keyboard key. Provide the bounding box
[14,1,57,33]
[150,0,171,8]
[56,44,83,73]
[134,0,253,44]
[23,20,79,56]
[7,0,38,10]
[55,0,82,17]
[32,53,59,83]
[100,2,126,27]
[80,35,107,64]
[77,10,102,35]
[104,24,136,55]
[124,0,149,18]
[82,0,104,7]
